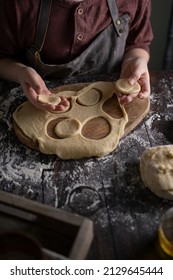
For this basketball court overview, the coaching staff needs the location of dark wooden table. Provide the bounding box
[0,71,173,260]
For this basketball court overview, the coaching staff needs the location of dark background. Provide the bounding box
[150,0,173,70]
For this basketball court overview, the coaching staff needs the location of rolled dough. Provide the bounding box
[13,81,128,159]
[140,145,173,200]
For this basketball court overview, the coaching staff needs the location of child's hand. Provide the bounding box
[119,57,150,105]
[19,66,70,111]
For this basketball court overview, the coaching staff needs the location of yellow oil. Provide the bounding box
[158,208,173,258]
[158,226,173,257]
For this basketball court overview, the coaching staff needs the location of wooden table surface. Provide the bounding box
[0,71,173,260]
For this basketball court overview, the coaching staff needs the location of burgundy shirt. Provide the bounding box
[0,0,153,64]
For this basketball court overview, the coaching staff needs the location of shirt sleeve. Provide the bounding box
[125,0,153,54]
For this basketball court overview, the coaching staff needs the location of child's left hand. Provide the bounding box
[119,57,150,105]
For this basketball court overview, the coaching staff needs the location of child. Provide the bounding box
[0,0,153,110]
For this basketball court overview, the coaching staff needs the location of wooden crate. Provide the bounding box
[0,190,94,259]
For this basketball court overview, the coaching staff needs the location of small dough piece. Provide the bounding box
[55,118,81,138]
[115,78,141,95]
[77,88,100,106]
[38,94,61,106]
[140,145,173,200]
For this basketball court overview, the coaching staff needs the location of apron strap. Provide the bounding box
[30,0,125,58]
[107,0,126,36]
[31,0,52,53]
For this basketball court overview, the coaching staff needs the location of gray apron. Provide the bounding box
[26,0,130,79]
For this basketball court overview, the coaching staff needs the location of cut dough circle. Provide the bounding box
[140,145,173,200]
[77,88,100,106]
[38,94,61,106]
[54,118,81,138]
[115,78,141,95]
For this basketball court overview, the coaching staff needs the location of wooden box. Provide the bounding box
[0,191,94,259]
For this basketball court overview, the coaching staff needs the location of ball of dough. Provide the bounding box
[115,78,141,95]
[140,145,173,200]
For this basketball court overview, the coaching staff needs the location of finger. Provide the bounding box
[138,90,150,99]
[60,96,66,101]
[41,97,71,112]
[55,99,70,111]
[55,104,69,111]
[128,74,141,86]
[119,95,129,105]
[128,65,145,86]
[61,98,70,106]
[138,79,150,98]
[119,92,139,105]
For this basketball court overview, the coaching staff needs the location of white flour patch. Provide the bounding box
[0,85,56,193]
[109,210,138,235]
[0,145,54,185]
[145,113,161,129]
[167,104,173,108]
[128,133,149,146]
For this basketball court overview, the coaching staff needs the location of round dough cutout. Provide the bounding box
[77,88,100,106]
[38,94,61,106]
[54,118,81,138]
[115,78,141,95]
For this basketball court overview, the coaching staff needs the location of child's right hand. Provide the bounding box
[19,66,70,111]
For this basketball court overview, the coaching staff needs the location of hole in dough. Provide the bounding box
[38,94,61,105]
[82,117,111,139]
[102,95,123,119]
[77,88,101,106]
[54,118,81,138]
